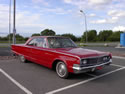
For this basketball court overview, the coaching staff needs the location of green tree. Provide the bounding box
[6,33,13,40]
[0,37,2,40]
[24,37,29,41]
[108,31,123,41]
[41,29,56,36]
[0,37,8,41]
[61,33,77,41]
[81,30,97,42]
[56,34,61,36]
[76,37,81,42]
[15,34,24,41]
[7,33,24,41]
[31,33,40,37]
[98,30,113,41]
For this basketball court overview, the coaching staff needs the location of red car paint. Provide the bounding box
[11,36,112,73]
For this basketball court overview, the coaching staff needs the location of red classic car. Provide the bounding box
[11,36,112,78]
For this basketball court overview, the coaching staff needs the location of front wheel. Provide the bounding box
[19,55,27,63]
[56,61,69,79]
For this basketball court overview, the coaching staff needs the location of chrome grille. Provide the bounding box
[81,56,110,67]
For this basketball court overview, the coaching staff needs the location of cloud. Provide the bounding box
[64,0,72,3]
[88,13,96,17]
[113,26,125,31]
[16,11,46,29]
[91,19,106,24]
[89,0,112,5]
[0,3,46,36]
[44,8,67,15]
[108,10,125,17]
[64,0,87,9]
[108,10,117,16]
[0,4,9,11]
[32,0,49,6]
[15,10,68,35]
[0,4,9,29]
[40,7,72,15]
[63,0,114,9]
[0,3,72,36]
[106,10,125,24]
[90,17,118,24]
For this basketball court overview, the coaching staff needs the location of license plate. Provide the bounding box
[96,66,103,70]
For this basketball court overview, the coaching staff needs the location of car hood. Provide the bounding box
[55,47,109,58]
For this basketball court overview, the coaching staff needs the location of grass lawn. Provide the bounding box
[0,41,26,44]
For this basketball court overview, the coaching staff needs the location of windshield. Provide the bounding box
[47,37,77,48]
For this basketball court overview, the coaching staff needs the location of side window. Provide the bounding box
[27,39,37,46]
[27,38,47,48]
[36,38,47,48]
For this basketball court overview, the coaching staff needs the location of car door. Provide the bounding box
[30,37,49,65]
[26,38,38,61]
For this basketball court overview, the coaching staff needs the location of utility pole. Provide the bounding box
[80,10,88,43]
[9,0,11,45]
[13,0,16,44]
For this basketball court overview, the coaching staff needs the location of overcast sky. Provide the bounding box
[0,0,125,37]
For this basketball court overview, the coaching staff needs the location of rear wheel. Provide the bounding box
[56,61,69,79]
[19,55,27,63]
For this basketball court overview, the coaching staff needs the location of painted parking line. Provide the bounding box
[0,68,32,94]
[111,64,125,68]
[46,65,125,94]
[85,63,125,77]
[85,73,97,77]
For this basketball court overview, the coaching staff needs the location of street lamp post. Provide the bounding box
[13,0,16,44]
[9,0,11,45]
[80,10,88,43]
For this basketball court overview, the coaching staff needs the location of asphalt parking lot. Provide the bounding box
[0,57,125,94]
[0,47,11,56]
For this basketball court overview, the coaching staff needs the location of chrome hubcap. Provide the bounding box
[57,63,66,77]
[20,55,25,62]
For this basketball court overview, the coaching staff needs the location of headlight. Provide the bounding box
[103,57,107,61]
[81,59,87,65]
[103,56,110,61]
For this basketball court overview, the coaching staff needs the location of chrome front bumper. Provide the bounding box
[73,59,112,74]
